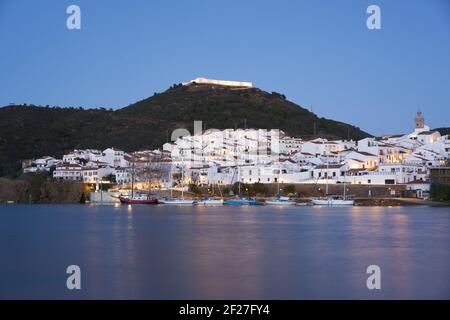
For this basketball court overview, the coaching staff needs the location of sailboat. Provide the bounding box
[311,149,354,206]
[226,197,259,205]
[311,195,354,206]
[197,198,224,205]
[265,167,296,205]
[197,183,224,205]
[119,159,158,204]
[225,166,259,206]
[160,158,196,205]
[119,193,158,204]
[119,161,158,204]
[161,198,196,205]
[266,196,296,205]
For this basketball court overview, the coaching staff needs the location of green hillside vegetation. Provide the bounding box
[0,83,370,177]
[434,127,450,136]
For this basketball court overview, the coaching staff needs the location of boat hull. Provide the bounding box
[295,202,308,206]
[311,199,354,206]
[265,200,296,205]
[159,199,197,205]
[197,199,224,206]
[119,197,158,205]
[226,199,260,206]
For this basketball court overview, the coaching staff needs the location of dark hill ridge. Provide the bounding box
[434,127,450,136]
[0,83,370,177]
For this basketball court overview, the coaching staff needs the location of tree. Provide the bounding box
[252,183,268,195]
[282,185,296,195]
[79,192,86,204]
[188,184,202,196]
[430,183,450,202]
[104,173,116,184]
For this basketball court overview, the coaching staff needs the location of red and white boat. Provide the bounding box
[119,193,158,205]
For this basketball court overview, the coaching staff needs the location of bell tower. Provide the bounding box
[414,111,425,129]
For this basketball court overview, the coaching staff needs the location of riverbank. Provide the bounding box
[353,198,450,207]
[0,176,86,204]
[1,176,448,206]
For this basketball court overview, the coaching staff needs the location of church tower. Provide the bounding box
[414,111,425,129]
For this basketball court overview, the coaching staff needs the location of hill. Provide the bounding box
[434,127,450,136]
[0,83,370,176]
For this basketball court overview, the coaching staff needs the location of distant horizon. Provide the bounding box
[1,0,449,135]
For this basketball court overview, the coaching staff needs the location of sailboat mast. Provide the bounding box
[326,159,329,195]
[324,140,329,195]
[131,158,135,198]
[181,157,184,200]
[238,166,241,195]
[218,181,223,197]
[169,162,173,198]
[147,153,151,198]
[278,165,281,196]
[343,169,347,200]
[234,137,241,196]
[170,170,173,198]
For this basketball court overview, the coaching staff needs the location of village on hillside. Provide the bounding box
[21,111,450,200]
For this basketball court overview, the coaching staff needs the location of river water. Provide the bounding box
[0,204,449,299]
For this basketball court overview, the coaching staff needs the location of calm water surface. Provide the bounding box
[0,204,449,299]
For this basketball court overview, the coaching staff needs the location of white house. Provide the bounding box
[23,156,60,173]
[101,148,128,168]
[115,167,131,184]
[53,163,83,181]
[81,166,115,184]
[311,164,346,180]
[416,130,441,145]
[346,151,379,170]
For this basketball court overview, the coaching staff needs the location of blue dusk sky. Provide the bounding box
[0,0,449,136]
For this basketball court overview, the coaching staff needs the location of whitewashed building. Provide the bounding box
[23,156,60,173]
[53,163,83,181]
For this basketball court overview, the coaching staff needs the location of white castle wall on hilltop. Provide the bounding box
[183,77,253,88]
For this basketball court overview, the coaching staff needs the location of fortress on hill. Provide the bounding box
[182,77,253,88]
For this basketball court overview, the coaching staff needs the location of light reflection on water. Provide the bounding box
[0,204,449,299]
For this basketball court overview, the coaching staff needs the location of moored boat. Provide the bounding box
[159,157,196,206]
[159,198,197,205]
[196,198,224,206]
[119,157,158,204]
[265,196,296,206]
[119,194,158,205]
[226,197,260,206]
[311,195,354,206]
[312,149,354,207]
